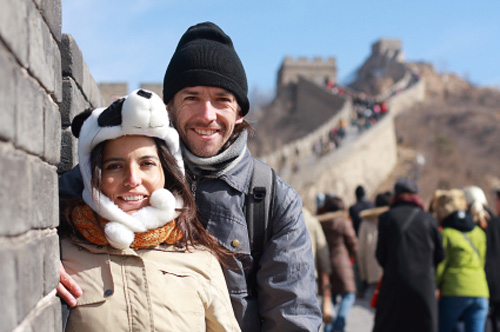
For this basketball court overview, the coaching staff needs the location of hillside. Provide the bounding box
[375,63,500,205]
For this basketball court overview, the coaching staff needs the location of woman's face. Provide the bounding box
[101,135,165,215]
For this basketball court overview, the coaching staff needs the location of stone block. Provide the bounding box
[16,71,44,156]
[30,158,58,229]
[61,78,91,127]
[61,34,83,90]
[0,45,17,141]
[31,296,61,332]
[0,0,29,67]
[16,239,43,325]
[43,233,60,294]
[61,34,104,108]
[82,57,105,108]
[27,1,60,97]
[44,96,61,165]
[34,0,62,42]
[0,143,31,236]
[52,46,63,103]
[0,247,17,332]
[59,128,78,173]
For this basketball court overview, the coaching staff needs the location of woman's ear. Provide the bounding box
[71,110,93,138]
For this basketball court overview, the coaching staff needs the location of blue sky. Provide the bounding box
[62,1,500,94]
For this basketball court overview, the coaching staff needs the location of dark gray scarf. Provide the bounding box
[182,130,248,178]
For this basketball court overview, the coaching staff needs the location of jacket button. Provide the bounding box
[104,289,113,296]
[231,240,240,247]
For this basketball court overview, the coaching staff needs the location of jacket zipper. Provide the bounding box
[188,172,198,199]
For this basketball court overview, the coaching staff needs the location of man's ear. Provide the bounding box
[235,106,244,124]
[235,114,244,124]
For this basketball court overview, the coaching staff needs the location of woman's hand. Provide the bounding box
[56,261,82,307]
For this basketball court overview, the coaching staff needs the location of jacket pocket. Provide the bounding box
[61,239,113,306]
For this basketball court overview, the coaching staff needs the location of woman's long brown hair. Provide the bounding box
[86,137,233,264]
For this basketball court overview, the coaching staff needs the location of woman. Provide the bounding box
[373,178,444,332]
[317,194,357,332]
[60,89,240,332]
[432,189,489,332]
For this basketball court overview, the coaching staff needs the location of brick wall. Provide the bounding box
[0,1,103,331]
[0,0,62,331]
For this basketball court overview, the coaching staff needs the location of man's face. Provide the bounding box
[168,86,243,158]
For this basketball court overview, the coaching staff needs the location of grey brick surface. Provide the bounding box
[27,1,60,97]
[61,77,91,127]
[43,233,60,295]
[16,72,44,156]
[61,34,104,108]
[0,44,17,141]
[44,96,61,165]
[34,0,62,43]
[59,128,78,173]
[0,0,29,67]
[53,44,63,103]
[0,143,31,236]
[0,248,17,332]
[31,296,61,332]
[30,158,58,229]
[16,239,44,326]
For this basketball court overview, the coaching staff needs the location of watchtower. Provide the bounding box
[277,56,337,99]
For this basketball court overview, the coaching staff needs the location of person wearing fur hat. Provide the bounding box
[431,189,489,332]
[59,89,240,332]
[463,185,500,332]
[373,178,444,332]
[58,22,321,332]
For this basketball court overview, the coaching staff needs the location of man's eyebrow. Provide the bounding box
[180,89,200,95]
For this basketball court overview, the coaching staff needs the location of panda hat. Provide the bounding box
[73,89,184,249]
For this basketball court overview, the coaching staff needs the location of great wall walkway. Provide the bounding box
[345,292,375,332]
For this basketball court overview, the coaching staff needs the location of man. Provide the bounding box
[373,178,444,332]
[348,185,374,236]
[59,22,321,332]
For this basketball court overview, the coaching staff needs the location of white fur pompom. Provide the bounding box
[150,188,176,210]
[105,221,135,249]
[132,189,183,230]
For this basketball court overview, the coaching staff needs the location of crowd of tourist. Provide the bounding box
[307,180,500,332]
[312,83,390,158]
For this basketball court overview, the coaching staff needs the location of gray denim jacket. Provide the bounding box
[188,149,321,332]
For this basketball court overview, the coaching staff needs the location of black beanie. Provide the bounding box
[162,22,249,116]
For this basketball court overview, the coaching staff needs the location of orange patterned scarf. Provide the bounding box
[71,204,182,249]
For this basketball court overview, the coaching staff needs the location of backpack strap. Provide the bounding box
[462,232,481,260]
[246,158,276,296]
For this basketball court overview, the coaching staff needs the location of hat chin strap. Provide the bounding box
[82,188,184,249]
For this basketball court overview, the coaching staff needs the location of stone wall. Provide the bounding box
[261,70,425,211]
[0,1,104,331]
[295,115,398,211]
[0,0,62,331]
[59,34,105,173]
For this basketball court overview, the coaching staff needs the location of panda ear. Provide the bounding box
[71,110,93,138]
